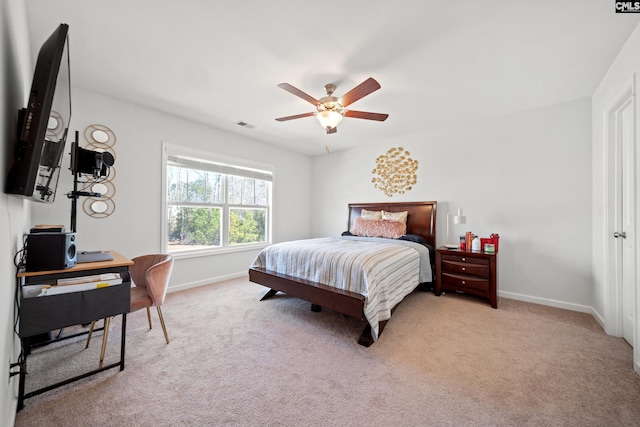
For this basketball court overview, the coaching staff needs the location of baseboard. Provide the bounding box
[498,290,593,314]
[167,272,248,293]
[591,307,606,330]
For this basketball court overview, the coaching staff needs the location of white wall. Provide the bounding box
[1,0,33,424]
[311,98,593,310]
[592,22,640,370]
[32,87,313,290]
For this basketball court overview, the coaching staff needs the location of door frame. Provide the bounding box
[604,77,639,372]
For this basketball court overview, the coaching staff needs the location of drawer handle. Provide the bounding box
[461,267,466,271]
[462,280,466,285]
[462,258,466,261]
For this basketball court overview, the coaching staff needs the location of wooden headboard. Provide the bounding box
[347,201,437,248]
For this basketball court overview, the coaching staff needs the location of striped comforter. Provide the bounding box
[251,235,432,340]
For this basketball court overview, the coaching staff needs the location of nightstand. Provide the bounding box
[434,247,498,308]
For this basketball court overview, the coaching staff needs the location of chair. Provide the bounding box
[86,254,174,367]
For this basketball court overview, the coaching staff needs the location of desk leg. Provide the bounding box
[120,313,126,371]
[17,338,27,411]
[98,317,111,369]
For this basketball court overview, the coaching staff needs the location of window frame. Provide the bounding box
[161,142,273,259]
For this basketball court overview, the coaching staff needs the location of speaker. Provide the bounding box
[25,232,76,272]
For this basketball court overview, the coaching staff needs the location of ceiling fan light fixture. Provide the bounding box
[316,110,343,130]
[276,78,386,133]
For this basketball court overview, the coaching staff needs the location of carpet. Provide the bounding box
[14,277,640,426]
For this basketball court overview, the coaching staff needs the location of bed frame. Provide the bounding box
[249,201,437,346]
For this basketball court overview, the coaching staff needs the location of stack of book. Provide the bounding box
[30,273,123,297]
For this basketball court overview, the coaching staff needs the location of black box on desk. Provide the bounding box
[25,232,77,271]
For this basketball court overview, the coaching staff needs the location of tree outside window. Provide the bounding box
[164,150,272,253]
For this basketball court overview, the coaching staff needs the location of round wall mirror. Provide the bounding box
[90,201,109,213]
[91,183,108,195]
[46,111,64,138]
[84,124,116,148]
[47,116,59,130]
[92,130,109,143]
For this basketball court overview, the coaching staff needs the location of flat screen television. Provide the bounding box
[5,23,71,203]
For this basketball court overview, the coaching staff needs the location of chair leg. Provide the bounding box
[156,306,170,344]
[85,320,97,349]
[99,317,111,369]
[146,307,152,329]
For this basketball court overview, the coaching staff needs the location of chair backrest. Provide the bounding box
[130,254,174,306]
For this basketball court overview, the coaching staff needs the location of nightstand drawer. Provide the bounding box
[441,260,489,278]
[440,253,489,266]
[441,272,490,293]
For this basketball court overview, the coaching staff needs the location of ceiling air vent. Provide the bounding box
[235,121,255,129]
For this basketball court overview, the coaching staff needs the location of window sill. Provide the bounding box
[167,243,269,260]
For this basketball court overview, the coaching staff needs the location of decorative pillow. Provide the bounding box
[349,217,407,239]
[382,210,408,223]
[360,209,383,220]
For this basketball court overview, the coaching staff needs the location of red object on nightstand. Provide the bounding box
[490,233,499,251]
[480,234,500,252]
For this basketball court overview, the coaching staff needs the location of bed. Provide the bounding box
[249,201,437,346]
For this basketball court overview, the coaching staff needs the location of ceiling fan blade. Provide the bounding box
[326,126,337,134]
[344,110,389,121]
[277,83,321,106]
[340,77,381,107]
[275,112,315,122]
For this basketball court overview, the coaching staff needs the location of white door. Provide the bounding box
[609,86,636,347]
[620,101,636,346]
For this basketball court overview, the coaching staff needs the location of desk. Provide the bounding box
[16,251,133,411]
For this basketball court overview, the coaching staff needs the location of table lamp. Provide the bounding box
[445,208,466,248]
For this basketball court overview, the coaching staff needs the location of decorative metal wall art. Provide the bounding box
[371,146,418,197]
[81,124,117,218]
[46,111,65,139]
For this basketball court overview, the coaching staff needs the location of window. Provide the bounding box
[162,144,272,255]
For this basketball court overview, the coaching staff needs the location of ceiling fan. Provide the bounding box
[275,77,389,134]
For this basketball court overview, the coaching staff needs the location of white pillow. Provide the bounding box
[382,210,408,223]
[360,209,382,220]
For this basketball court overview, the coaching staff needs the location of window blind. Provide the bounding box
[167,155,272,182]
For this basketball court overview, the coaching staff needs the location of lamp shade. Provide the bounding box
[453,208,466,225]
[316,110,343,129]
[445,208,467,248]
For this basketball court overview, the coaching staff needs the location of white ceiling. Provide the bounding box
[24,0,640,156]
